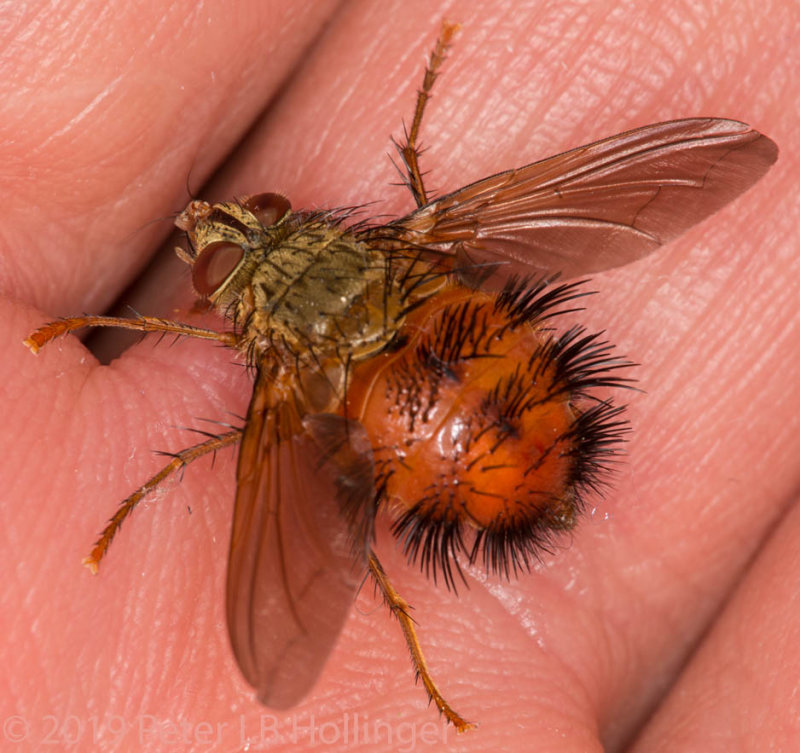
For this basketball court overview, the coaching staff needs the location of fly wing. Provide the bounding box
[397,118,777,283]
[226,368,375,708]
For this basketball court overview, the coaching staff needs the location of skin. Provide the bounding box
[1,0,798,751]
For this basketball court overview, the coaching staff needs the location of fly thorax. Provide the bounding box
[176,198,407,372]
[239,220,405,366]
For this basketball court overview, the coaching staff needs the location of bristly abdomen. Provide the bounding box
[345,278,633,590]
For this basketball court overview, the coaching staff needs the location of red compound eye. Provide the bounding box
[192,241,244,296]
[242,192,291,227]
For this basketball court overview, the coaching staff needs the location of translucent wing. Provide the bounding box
[396,118,777,282]
[226,368,375,708]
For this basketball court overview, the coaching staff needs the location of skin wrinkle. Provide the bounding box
[39,77,125,151]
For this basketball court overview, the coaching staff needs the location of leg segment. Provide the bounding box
[83,428,242,572]
[368,553,475,732]
[396,22,459,208]
[24,315,237,354]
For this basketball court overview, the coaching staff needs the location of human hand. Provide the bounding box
[1,2,796,751]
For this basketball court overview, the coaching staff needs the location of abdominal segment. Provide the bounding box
[345,279,631,588]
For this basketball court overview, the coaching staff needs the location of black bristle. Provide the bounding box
[383,276,635,589]
[391,499,469,592]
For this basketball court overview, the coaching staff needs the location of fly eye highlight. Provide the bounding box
[242,192,291,227]
[192,241,245,297]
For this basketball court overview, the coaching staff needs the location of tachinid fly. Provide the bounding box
[24,23,777,731]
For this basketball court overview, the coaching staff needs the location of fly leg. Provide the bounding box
[24,314,242,570]
[24,314,237,353]
[395,22,459,208]
[83,429,242,572]
[368,553,475,732]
